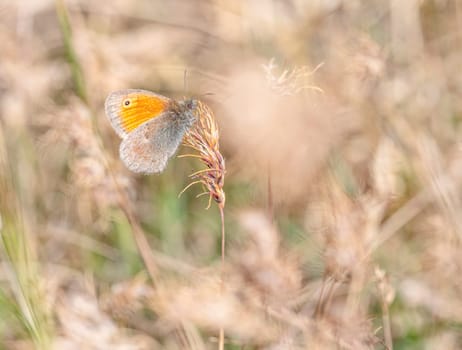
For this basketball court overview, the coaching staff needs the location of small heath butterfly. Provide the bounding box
[104,89,197,174]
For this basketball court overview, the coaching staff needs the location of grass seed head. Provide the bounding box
[181,101,226,208]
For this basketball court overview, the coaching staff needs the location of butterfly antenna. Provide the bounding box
[183,68,189,97]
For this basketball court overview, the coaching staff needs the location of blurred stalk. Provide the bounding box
[181,101,226,349]
[390,0,424,64]
[55,0,88,103]
[0,124,53,349]
[218,204,225,350]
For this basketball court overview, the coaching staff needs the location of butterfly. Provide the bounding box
[105,89,197,174]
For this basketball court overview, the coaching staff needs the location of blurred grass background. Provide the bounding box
[1,0,462,349]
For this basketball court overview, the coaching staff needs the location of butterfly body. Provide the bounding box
[105,89,197,174]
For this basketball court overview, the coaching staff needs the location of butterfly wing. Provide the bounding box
[105,89,170,138]
[119,113,187,174]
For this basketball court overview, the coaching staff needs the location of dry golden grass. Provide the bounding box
[1,0,462,349]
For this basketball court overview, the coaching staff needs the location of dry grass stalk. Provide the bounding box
[262,58,324,96]
[181,101,226,349]
[181,100,226,210]
[375,267,395,350]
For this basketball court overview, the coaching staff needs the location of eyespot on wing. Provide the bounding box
[104,89,170,138]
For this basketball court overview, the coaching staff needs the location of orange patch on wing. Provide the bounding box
[119,94,168,133]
